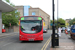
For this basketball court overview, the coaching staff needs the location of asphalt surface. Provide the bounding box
[0,30,52,50]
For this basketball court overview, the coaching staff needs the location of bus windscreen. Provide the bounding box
[20,20,42,34]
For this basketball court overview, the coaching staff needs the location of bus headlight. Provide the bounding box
[39,34,43,37]
[20,35,24,38]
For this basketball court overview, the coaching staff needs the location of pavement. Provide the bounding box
[50,32,75,50]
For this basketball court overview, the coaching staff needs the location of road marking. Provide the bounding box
[0,33,17,39]
[44,37,51,50]
[0,33,18,36]
[0,33,15,36]
[3,40,17,46]
[41,37,51,50]
[41,37,50,50]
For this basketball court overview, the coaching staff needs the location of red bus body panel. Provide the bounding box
[19,16,43,41]
[19,29,43,41]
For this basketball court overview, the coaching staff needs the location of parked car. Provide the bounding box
[43,28,47,33]
[66,27,71,32]
[61,27,66,32]
[70,25,75,40]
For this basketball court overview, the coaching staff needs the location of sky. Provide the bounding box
[4,0,75,20]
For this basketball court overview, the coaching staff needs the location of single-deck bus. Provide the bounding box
[19,16,43,41]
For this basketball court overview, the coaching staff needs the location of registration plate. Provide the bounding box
[29,39,34,41]
[28,38,34,41]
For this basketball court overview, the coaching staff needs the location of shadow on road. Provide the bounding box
[20,41,43,43]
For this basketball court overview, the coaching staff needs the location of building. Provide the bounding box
[65,19,71,27]
[15,6,50,29]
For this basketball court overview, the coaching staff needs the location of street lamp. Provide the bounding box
[57,0,59,33]
[52,0,55,48]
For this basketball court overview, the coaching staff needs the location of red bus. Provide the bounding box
[19,16,43,41]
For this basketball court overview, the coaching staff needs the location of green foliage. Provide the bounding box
[69,18,75,25]
[58,18,65,27]
[2,0,20,28]
[2,10,20,28]
[5,0,10,3]
[50,18,65,27]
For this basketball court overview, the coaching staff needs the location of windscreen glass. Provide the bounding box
[20,20,42,34]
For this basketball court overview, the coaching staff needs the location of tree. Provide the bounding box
[5,0,10,3]
[2,0,20,28]
[50,18,65,28]
[58,18,65,27]
[69,18,75,26]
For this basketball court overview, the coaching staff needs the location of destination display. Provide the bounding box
[21,17,42,20]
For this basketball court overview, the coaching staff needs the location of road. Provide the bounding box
[0,30,52,50]
[0,30,74,50]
